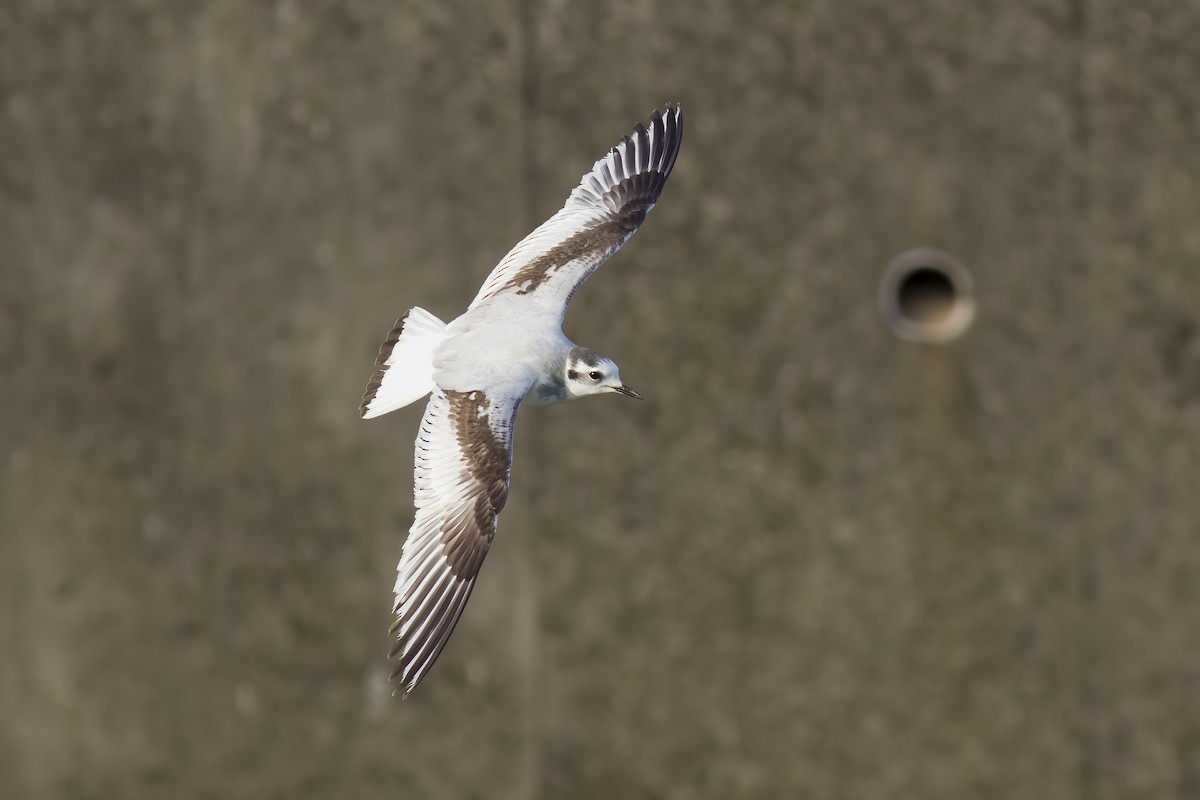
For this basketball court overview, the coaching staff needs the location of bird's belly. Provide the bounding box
[432,315,561,395]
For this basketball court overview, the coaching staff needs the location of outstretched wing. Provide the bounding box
[390,387,522,694]
[468,105,683,319]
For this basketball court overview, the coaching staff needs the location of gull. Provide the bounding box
[360,106,683,694]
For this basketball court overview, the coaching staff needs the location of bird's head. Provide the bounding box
[563,347,642,401]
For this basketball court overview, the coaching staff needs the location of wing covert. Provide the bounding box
[468,105,683,318]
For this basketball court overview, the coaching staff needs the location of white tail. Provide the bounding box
[360,307,448,419]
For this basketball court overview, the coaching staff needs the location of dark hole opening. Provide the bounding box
[897,267,957,325]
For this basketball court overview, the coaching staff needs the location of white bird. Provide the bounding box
[360,105,683,694]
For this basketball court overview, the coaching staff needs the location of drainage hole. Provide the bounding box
[897,267,958,326]
[880,249,975,343]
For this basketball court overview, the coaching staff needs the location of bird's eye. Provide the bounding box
[588,370,602,381]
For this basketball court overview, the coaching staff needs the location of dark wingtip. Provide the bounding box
[656,104,683,179]
[652,103,683,126]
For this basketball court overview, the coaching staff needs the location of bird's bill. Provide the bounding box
[611,384,643,400]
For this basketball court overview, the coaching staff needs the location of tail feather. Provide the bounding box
[360,307,447,419]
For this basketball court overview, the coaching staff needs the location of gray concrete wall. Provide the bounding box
[2,1,1198,798]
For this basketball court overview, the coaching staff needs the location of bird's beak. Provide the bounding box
[611,384,643,400]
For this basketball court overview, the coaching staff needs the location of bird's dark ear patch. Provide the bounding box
[567,369,579,380]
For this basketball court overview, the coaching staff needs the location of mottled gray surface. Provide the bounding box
[2,2,1198,798]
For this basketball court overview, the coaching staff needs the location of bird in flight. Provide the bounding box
[360,105,683,694]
